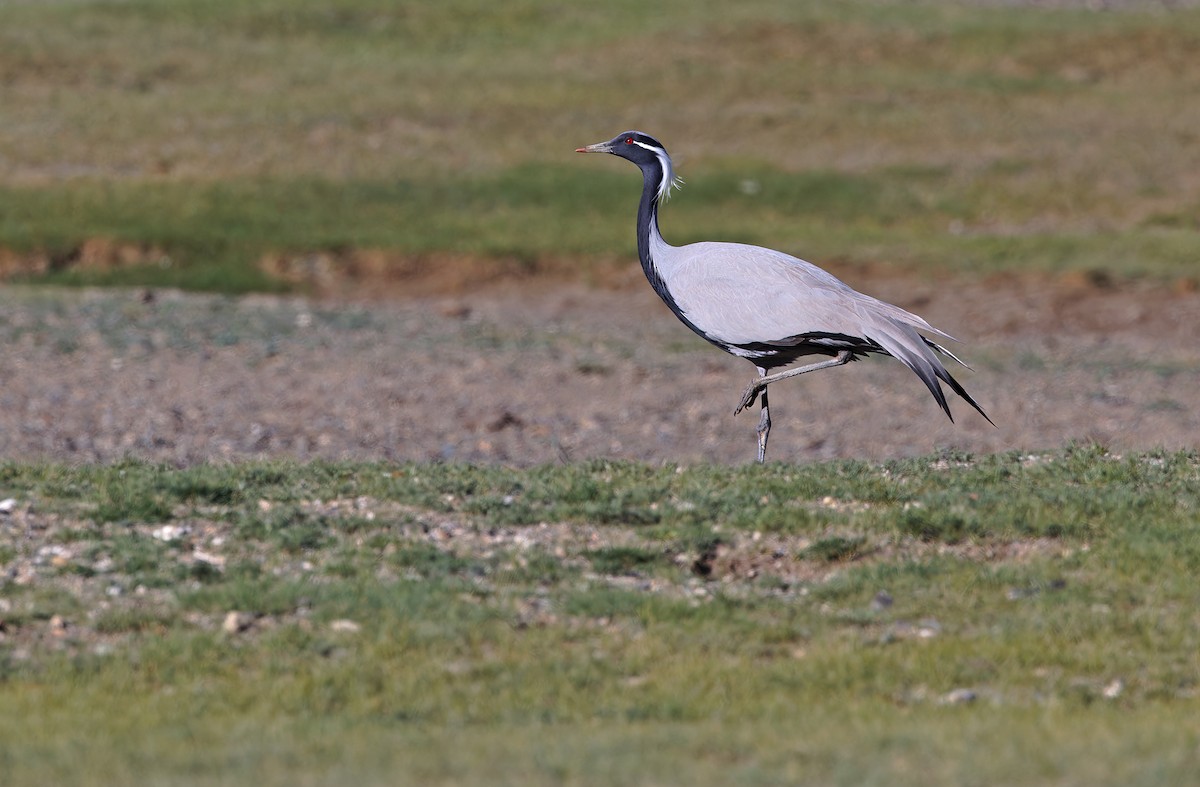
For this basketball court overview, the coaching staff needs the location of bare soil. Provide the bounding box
[2,262,1198,466]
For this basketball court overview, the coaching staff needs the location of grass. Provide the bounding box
[1,447,1199,784]
[3,0,1200,290]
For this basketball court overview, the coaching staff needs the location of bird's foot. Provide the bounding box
[734,381,762,415]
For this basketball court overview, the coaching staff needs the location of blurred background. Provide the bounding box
[4,0,1199,286]
[2,0,1198,463]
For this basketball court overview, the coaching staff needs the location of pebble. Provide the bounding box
[192,549,226,568]
[34,544,71,565]
[222,610,254,634]
[0,498,17,514]
[916,619,942,638]
[940,688,977,705]
[152,524,191,542]
[880,618,943,644]
[48,614,69,636]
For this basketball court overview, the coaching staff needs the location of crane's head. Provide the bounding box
[576,131,683,203]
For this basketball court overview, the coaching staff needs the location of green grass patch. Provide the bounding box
[585,545,667,576]
[2,448,1200,783]
[802,534,868,562]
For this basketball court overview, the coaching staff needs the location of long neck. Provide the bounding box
[636,162,671,290]
[634,159,706,342]
[632,160,713,345]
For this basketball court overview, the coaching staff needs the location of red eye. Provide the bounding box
[625,137,634,144]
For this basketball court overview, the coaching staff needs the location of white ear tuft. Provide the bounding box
[631,139,682,204]
[660,174,684,204]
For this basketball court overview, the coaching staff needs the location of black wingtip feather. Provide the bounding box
[874,330,994,428]
[916,336,995,428]
[937,367,996,428]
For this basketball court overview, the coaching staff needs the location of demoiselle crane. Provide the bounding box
[576,131,993,463]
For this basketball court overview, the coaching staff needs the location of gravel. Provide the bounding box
[1,268,1198,466]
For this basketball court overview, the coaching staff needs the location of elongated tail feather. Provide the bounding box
[932,363,995,427]
[864,322,994,427]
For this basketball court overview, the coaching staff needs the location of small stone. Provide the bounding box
[192,549,225,568]
[34,544,71,566]
[916,619,942,638]
[329,619,361,633]
[223,611,254,634]
[152,524,191,542]
[1102,678,1124,699]
[0,498,17,514]
[941,688,977,705]
[870,590,894,611]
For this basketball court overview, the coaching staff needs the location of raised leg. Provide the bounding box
[755,375,771,463]
[735,351,853,415]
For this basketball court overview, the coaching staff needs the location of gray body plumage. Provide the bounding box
[578,131,992,461]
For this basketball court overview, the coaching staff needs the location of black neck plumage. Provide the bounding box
[636,160,668,296]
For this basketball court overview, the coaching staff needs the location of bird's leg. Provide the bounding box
[755,376,771,463]
[735,351,853,415]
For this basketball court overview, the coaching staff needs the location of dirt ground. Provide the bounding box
[2,262,1198,466]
